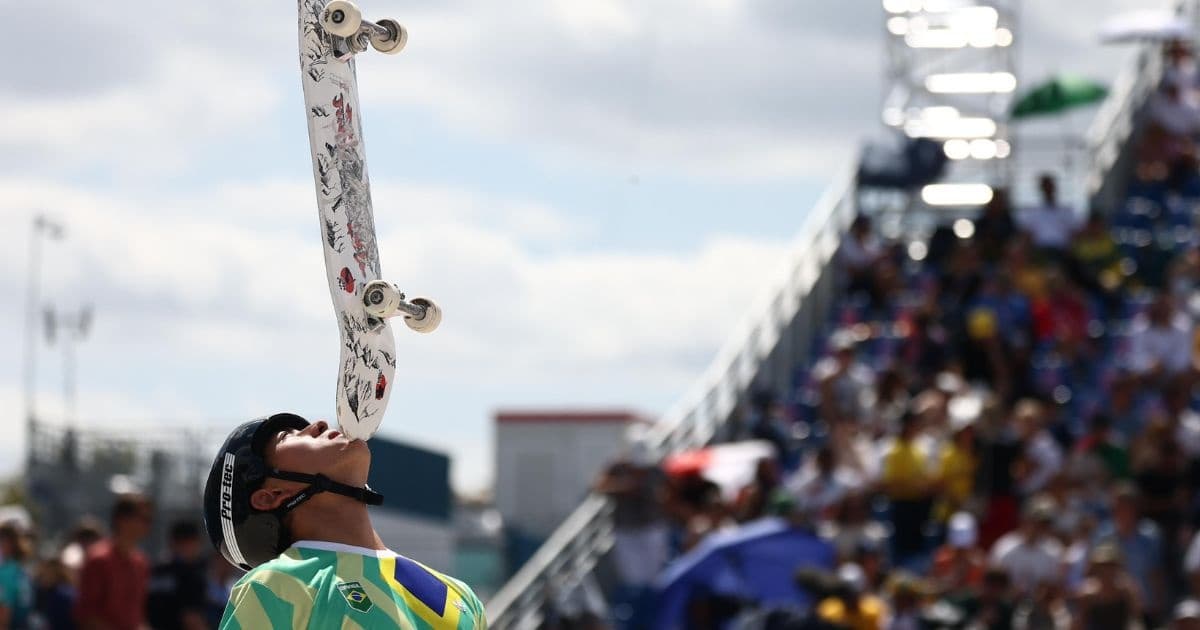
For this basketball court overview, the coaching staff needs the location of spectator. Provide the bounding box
[32,558,75,630]
[0,522,33,630]
[1128,293,1194,383]
[974,188,1018,265]
[815,330,877,427]
[871,366,912,435]
[977,400,1024,548]
[1011,582,1071,630]
[58,519,102,585]
[899,312,950,392]
[1016,174,1081,252]
[1011,400,1064,498]
[1030,267,1090,346]
[1165,40,1200,94]
[74,494,153,630]
[886,572,928,630]
[1168,249,1200,320]
[1069,212,1125,310]
[1101,369,1156,444]
[786,445,853,522]
[146,521,208,630]
[1176,600,1200,630]
[880,411,935,561]
[204,555,238,629]
[1149,81,1200,140]
[733,458,781,522]
[1072,544,1141,630]
[969,567,1015,630]
[935,398,980,521]
[748,398,796,467]
[990,496,1064,595]
[1093,484,1167,623]
[1074,414,1132,482]
[1163,379,1200,463]
[842,216,886,302]
[1131,419,1187,587]
[815,564,888,630]
[931,512,986,593]
[594,433,668,594]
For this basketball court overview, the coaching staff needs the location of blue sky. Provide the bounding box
[0,0,1149,492]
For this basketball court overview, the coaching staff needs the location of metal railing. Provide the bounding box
[485,165,859,629]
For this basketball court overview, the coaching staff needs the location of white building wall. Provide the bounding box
[370,508,456,573]
[495,420,631,538]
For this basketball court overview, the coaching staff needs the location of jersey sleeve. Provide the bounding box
[447,576,489,628]
[219,571,315,630]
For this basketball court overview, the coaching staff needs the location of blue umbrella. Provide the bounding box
[652,518,836,630]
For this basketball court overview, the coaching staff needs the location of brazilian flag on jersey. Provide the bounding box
[219,541,487,629]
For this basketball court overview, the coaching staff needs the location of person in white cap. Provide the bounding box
[932,512,986,593]
[594,426,668,595]
[1174,599,1200,630]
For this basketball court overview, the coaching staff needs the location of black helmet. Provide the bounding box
[202,413,383,570]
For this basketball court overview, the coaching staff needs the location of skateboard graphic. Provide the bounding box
[299,0,440,441]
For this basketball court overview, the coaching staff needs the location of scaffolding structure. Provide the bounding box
[881,0,1019,208]
[24,418,228,552]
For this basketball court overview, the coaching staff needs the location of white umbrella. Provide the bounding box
[1100,9,1192,44]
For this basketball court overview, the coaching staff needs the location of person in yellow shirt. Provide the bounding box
[936,400,979,522]
[881,411,936,561]
[816,564,888,630]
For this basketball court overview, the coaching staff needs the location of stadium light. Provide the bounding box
[905,117,997,139]
[906,29,966,48]
[953,219,976,239]
[920,0,972,12]
[995,139,1012,158]
[926,72,1017,94]
[969,139,998,160]
[944,139,971,160]
[883,0,909,14]
[888,17,909,35]
[921,183,994,206]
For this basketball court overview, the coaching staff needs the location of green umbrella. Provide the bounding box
[1011,75,1109,119]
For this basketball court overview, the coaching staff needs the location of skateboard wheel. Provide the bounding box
[321,0,362,38]
[405,298,441,333]
[370,19,408,54]
[363,280,401,318]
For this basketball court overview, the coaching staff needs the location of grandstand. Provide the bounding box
[485,2,1200,629]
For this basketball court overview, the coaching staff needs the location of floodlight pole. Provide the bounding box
[23,215,64,463]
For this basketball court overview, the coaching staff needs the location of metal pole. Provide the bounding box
[23,217,44,426]
[64,326,75,426]
[24,214,64,468]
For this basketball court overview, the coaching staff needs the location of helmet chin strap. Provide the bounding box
[268,469,384,514]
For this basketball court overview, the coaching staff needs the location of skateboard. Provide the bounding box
[298,0,441,441]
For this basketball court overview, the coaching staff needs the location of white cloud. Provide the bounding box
[0,177,786,491]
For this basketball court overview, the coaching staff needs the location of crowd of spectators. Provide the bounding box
[568,40,1200,630]
[0,494,237,630]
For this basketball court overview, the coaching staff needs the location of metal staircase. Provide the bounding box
[485,167,858,628]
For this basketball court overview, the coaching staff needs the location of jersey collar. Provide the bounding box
[292,540,397,558]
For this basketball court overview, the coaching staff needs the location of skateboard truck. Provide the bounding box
[362,280,442,333]
[321,0,407,59]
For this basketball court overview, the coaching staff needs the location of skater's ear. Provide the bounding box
[250,486,296,512]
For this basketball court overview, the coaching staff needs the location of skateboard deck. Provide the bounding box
[297,0,438,441]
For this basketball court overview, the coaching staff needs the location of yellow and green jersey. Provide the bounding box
[219,541,487,629]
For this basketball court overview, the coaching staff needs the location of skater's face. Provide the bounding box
[262,419,370,485]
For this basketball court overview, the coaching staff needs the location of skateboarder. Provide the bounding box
[203,413,486,628]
